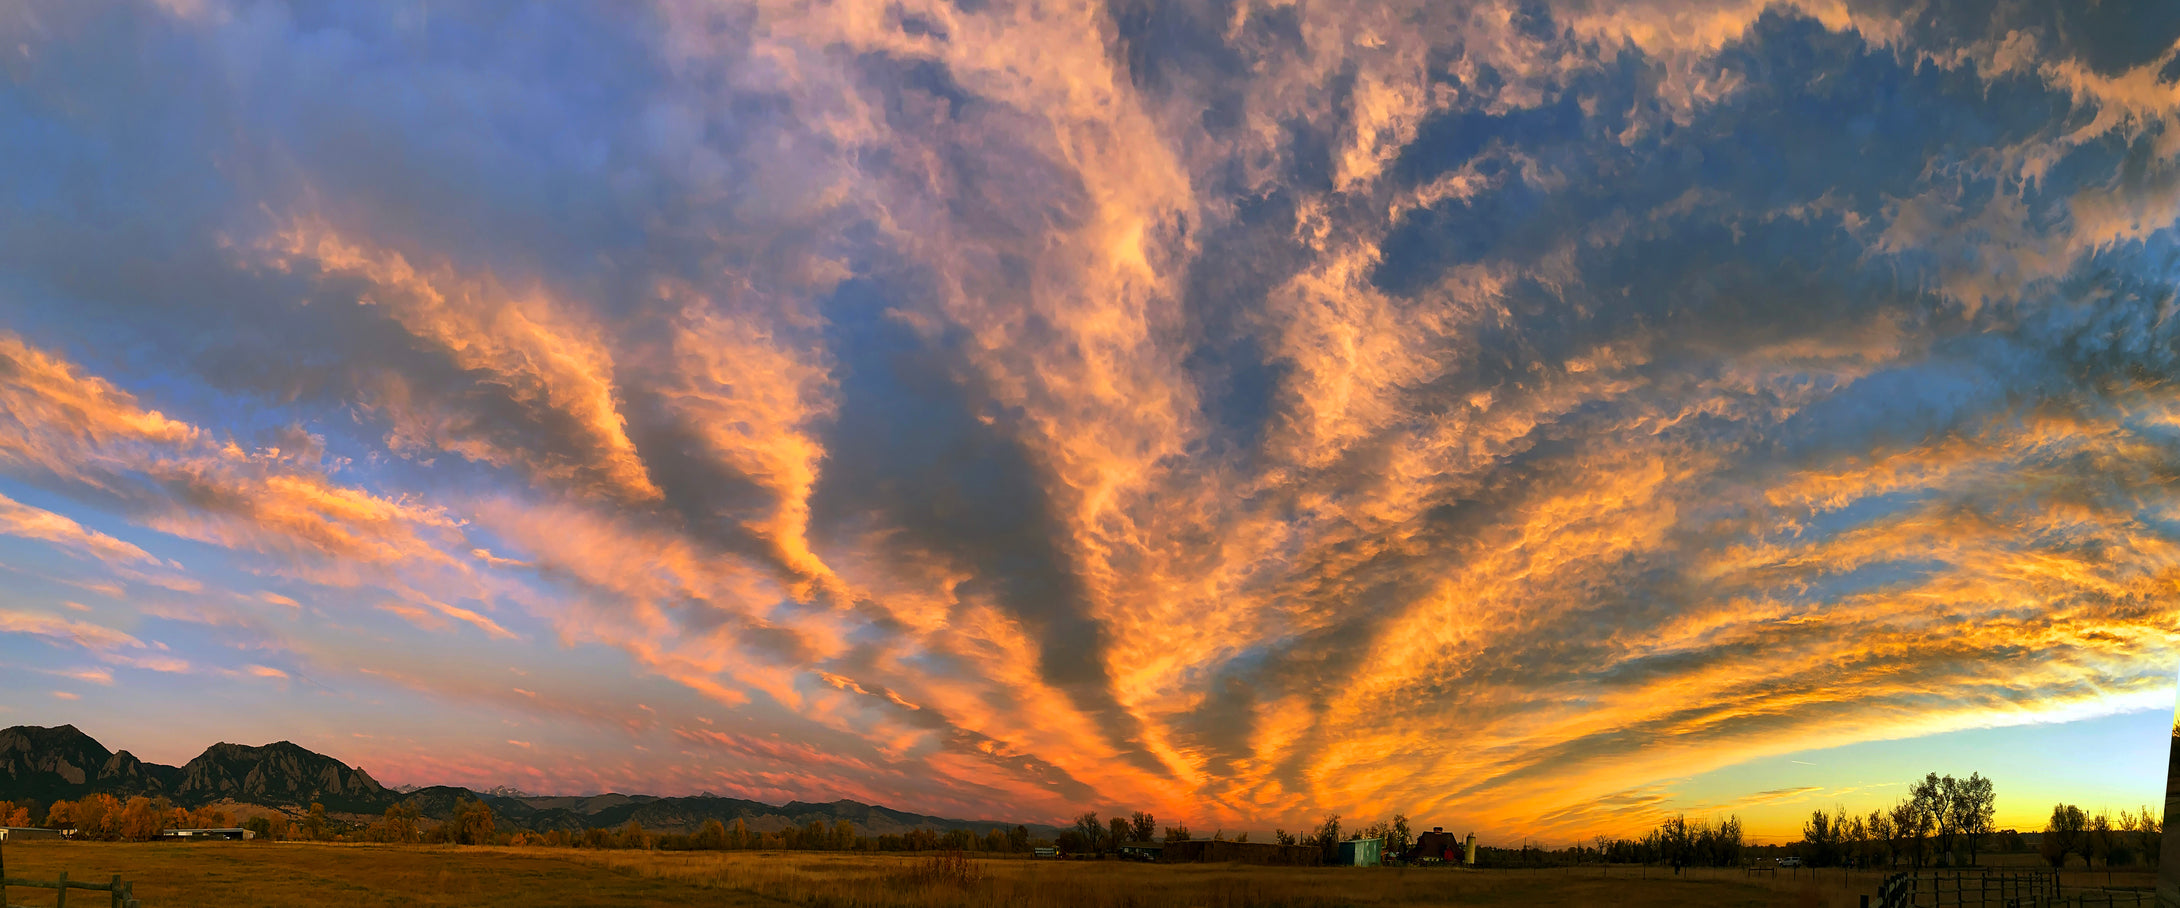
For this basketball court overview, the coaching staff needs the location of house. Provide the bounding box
[1406,827,1476,865]
[0,827,61,841]
[162,827,254,841]
[1335,836,1384,866]
[1033,846,1058,857]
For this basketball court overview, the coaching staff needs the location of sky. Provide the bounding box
[0,0,2176,845]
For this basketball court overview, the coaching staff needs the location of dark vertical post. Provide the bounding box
[56,869,68,908]
[110,873,121,908]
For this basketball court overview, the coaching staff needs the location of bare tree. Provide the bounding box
[1313,814,1342,863]
[1074,812,1105,853]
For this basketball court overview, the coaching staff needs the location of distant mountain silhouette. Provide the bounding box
[0,725,1061,837]
[0,725,178,803]
[171,741,389,812]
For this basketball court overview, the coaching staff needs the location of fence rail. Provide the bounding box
[3,872,144,908]
[1874,868,2150,908]
[1878,868,2056,908]
[1,839,143,908]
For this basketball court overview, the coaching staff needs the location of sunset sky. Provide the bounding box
[1,0,2176,844]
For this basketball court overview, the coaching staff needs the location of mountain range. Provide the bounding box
[0,725,1061,837]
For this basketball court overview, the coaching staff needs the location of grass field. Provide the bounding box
[0,842,2156,908]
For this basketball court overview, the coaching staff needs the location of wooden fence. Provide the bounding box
[2059,890,2153,908]
[1877,868,2056,907]
[1874,868,2151,908]
[2,871,143,908]
[0,840,143,908]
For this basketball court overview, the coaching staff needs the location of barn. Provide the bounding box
[0,827,61,842]
[1405,827,1475,865]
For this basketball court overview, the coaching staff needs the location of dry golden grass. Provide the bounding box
[0,841,2155,908]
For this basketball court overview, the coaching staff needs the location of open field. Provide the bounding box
[0,842,2155,908]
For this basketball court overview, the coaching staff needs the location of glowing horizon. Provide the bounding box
[0,0,2175,844]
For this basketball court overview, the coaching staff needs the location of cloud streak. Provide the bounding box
[0,0,2175,839]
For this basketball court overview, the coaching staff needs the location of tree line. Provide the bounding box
[2037,803,2162,870]
[0,795,255,842]
[1587,814,1746,868]
[355,799,1055,853]
[1794,772,1996,869]
[1789,771,2163,872]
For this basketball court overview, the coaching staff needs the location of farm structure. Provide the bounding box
[1160,840,1324,865]
[1405,827,1476,865]
[161,827,254,841]
[0,828,59,842]
[1335,836,1383,866]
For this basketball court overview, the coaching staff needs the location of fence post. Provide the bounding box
[110,873,122,908]
[57,869,68,908]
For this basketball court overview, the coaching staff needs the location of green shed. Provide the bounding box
[1335,836,1384,866]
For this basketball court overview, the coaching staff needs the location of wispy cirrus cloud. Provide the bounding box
[0,0,2174,840]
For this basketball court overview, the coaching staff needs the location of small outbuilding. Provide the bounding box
[1033,846,1059,857]
[0,827,61,842]
[162,827,254,841]
[1335,836,1383,866]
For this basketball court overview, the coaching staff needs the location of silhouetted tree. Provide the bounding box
[1313,814,1342,863]
[2122,806,2161,868]
[1866,808,1897,868]
[1163,824,1192,844]
[1893,797,1933,869]
[1801,809,1836,867]
[2042,803,2087,871]
[2085,810,2115,868]
[1073,812,1104,853]
[1952,773,1995,864]
[1130,811,1155,843]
